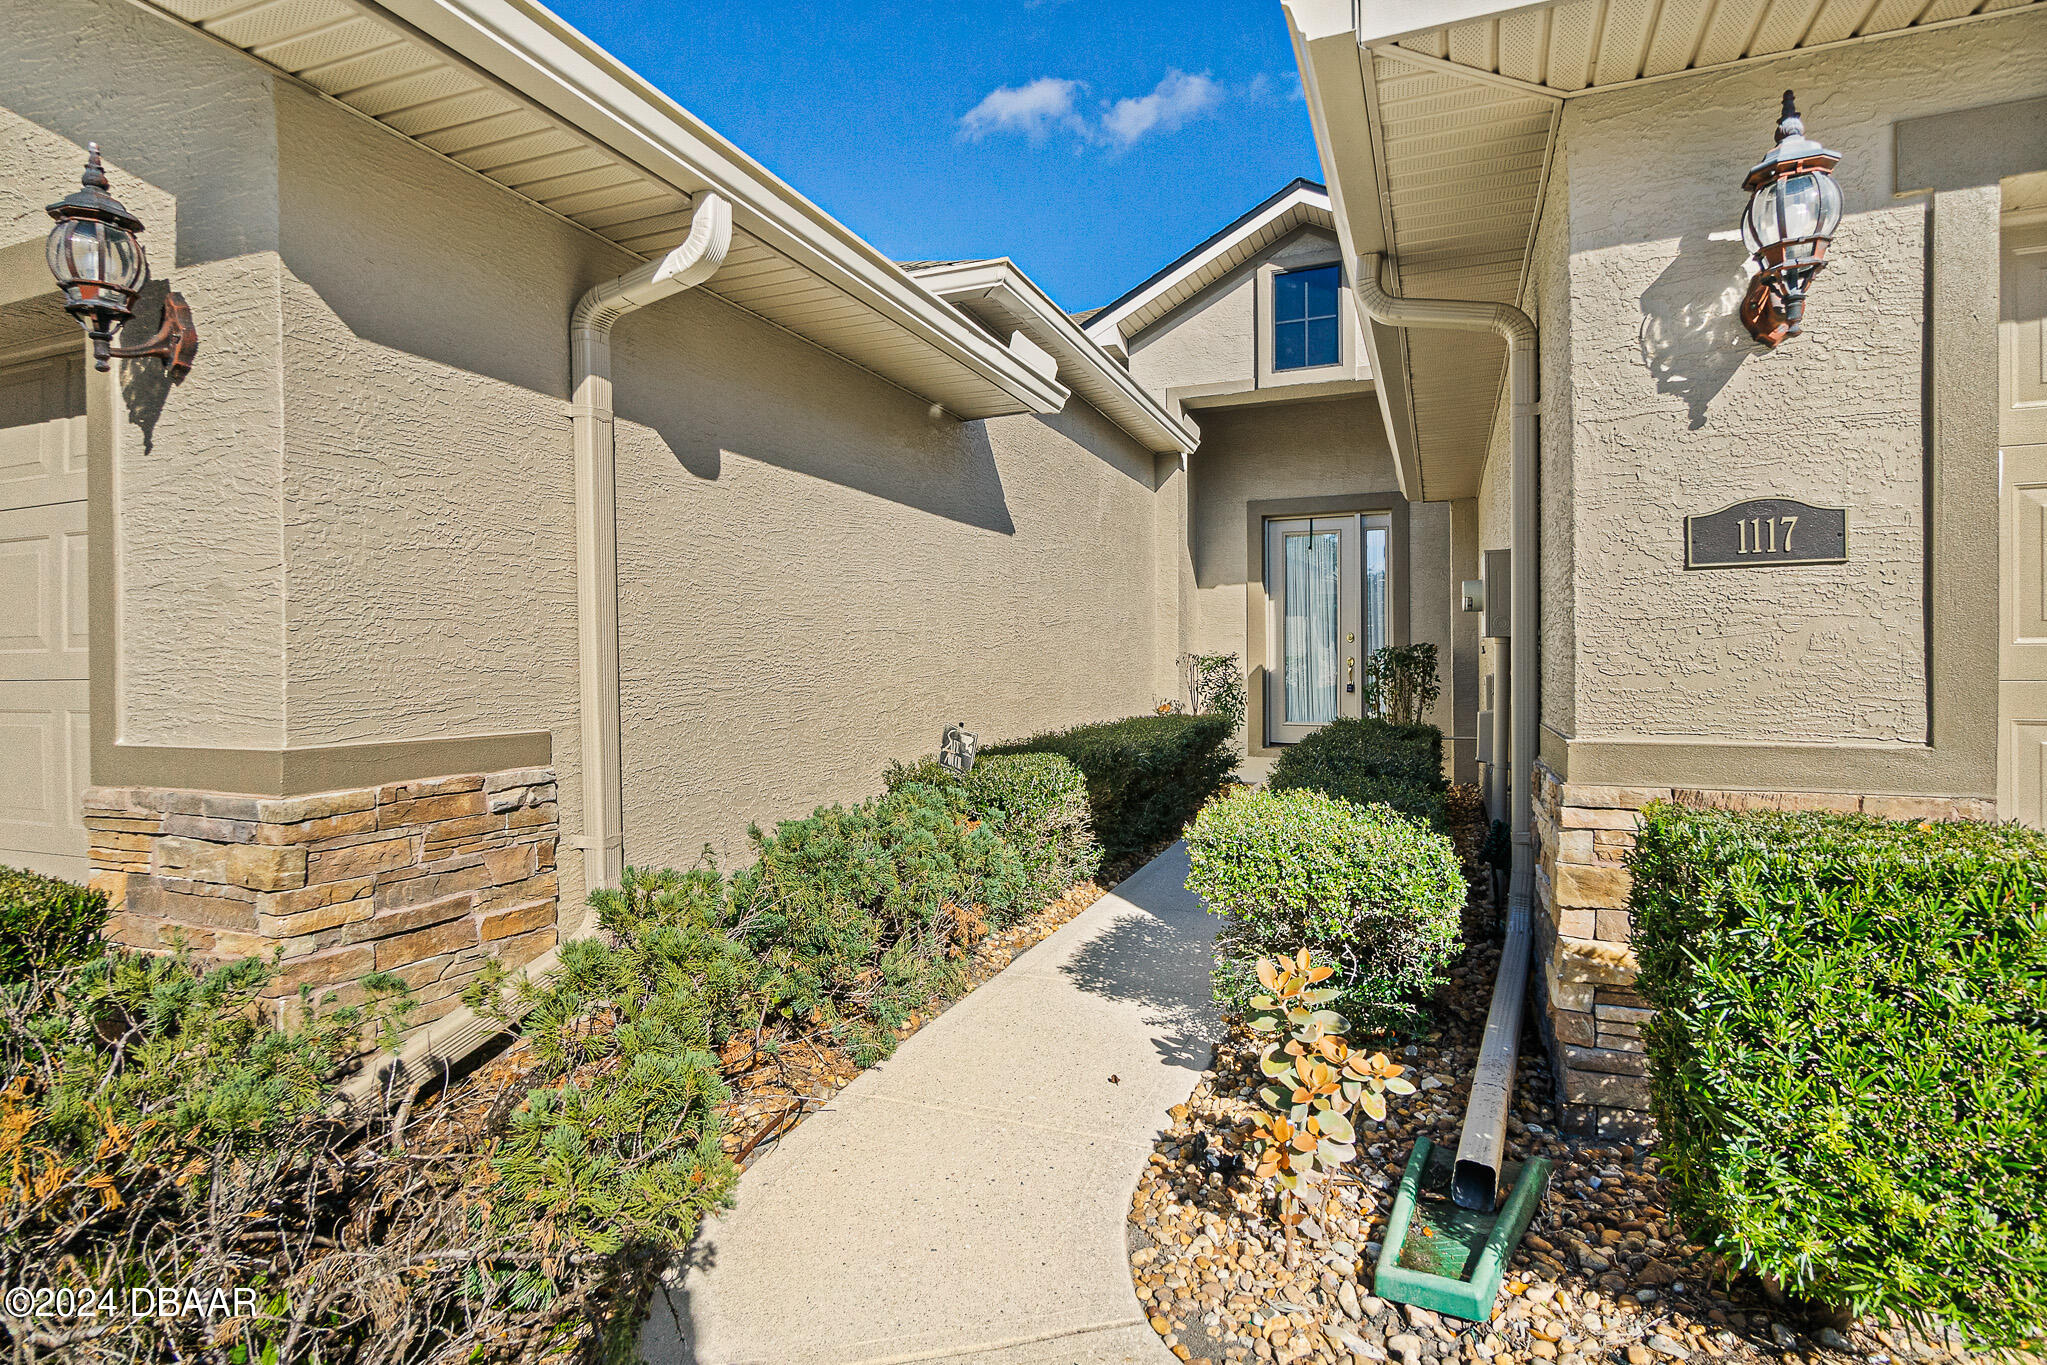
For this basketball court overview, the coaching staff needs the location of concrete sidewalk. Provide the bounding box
[641,842,1219,1365]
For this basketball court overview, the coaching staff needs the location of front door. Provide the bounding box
[1265,512,1390,744]
[2002,219,2047,827]
[0,344,90,877]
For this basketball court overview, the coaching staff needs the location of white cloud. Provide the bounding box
[958,77,1087,142]
[1099,70,1223,146]
[958,69,1230,150]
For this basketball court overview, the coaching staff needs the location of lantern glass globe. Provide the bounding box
[45,212,146,314]
[1741,168,1842,262]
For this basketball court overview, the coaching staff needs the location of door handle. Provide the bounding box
[1345,657,1355,693]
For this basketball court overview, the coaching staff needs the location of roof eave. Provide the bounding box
[915,260,1202,456]
[368,0,1067,417]
[1284,0,1423,501]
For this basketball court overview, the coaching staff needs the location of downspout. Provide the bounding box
[1354,253,1538,1213]
[569,194,732,895]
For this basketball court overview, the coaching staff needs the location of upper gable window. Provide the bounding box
[1273,264,1341,370]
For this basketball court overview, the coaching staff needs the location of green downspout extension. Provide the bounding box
[1372,1137,1553,1322]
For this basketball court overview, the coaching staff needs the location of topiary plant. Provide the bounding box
[1245,949,1412,1244]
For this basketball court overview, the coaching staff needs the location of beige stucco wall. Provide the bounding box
[1554,18,2045,752]
[607,298,1173,869]
[12,3,1180,891]
[1466,14,2044,793]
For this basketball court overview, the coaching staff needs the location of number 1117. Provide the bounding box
[1737,515,1797,554]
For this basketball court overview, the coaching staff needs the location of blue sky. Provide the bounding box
[545,0,1325,311]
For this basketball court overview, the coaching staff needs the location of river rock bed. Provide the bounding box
[1128,935,1992,1365]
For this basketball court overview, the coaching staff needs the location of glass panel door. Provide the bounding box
[1282,530,1341,724]
[1266,514,1367,744]
[1363,514,1391,661]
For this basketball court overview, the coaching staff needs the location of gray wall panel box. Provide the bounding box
[1480,550,1512,640]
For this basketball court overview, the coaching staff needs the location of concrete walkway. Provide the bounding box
[642,842,1219,1365]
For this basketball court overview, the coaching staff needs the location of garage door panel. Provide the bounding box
[0,353,86,508]
[0,502,89,681]
[0,679,89,878]
[0,348,90,876]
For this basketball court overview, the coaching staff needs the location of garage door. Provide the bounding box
[0,346,90,878]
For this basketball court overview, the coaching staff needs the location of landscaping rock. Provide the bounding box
[1127,871,2010,1365]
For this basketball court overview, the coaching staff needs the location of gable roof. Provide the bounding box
[1082,179,1334,351]
[909,260,1201,455]
[140,0,1066,420]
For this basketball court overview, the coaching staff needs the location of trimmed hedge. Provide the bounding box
[1187,787,1463,1032]
[984,713,1237,858]
[1630,804,2047,1345]
[1268,717,1447,827]
[1,864,107,983]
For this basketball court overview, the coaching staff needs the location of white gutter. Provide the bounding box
[568,194,732,894]
[1354,252,1536,1212]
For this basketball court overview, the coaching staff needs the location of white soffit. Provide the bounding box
[1084,180,1335,348]
[1344,0,2046,499]
[912,260,1202,455]
[138,0,1066,420]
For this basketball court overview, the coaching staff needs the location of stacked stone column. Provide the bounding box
[85,767,560,1033]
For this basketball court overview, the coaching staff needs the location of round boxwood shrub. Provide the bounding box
[1185,788,1463,1032]
[1631,803,2047,1345]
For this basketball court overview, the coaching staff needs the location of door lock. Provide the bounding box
[1345,656,1355,693]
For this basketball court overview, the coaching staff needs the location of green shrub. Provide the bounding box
[984,713,1237,858]
[0,864,108,982]
[1268,717,1447,827]
[1186,788,1463,1032]
[882,752,1103,903]
[1630,804,2047,1345]
[961,753,1102,901]
[471,866,744,1255]
[731,779,1033,1063]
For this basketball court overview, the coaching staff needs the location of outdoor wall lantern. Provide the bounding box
[1739,91,1843,348]
[45,144,198,380]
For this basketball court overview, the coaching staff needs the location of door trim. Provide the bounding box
[1245,490,1409,756]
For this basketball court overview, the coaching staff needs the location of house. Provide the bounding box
[0,0,1213,1051]
[1283,0,2047,1133]
[6,0,1494,1067]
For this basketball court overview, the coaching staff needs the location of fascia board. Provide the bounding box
[1081,187,1331,348]
[1354,0,1559,46]
[917,260,1201,456]
[367,0,1067,416]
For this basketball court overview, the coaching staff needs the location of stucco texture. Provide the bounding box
[1,0,291,749]
[1488,15,2047,749]
[188,59,1169,875]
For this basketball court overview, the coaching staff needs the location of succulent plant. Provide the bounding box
[1245,949,1414,1240]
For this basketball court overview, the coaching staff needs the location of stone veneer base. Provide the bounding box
[86,766,560,1034]
[1529,758,1993,1140]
